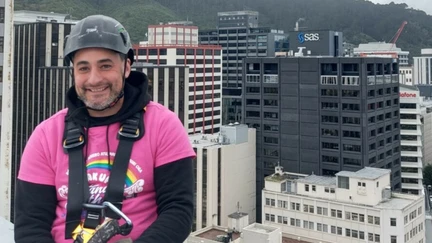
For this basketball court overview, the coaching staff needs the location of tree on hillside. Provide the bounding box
[423,164,432,187]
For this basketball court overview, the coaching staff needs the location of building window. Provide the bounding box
[322,142,339,150]
[390,235,396,243]
[305,184,309,192]
[0,7,4,23]
[338,176,349,189]
[390,218,396,226]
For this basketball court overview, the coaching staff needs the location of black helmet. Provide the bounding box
[64,15,134,64]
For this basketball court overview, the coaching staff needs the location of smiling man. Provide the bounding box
[14,15,195,243]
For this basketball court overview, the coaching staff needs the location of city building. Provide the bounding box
[12,19,75,220]
[134,23,222,134]
[132,63,189,130]
[421,99,432,166]
[242,56,402,222]
[189,124,256,231]
[14,10,79,24]
[288,30,344,57]
[399,65,413,85]
[0,0,5,130]
[263,166,425,243]
[399,85,423,195]
[413,48,432,85]
[198,11,289,125]
[354,42,410,66]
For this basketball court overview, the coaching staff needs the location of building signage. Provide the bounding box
[297,32,320,43]
[399,92,417,98]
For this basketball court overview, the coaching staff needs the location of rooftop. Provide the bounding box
[354,42,407,53]
[243,223,279,234]
[282,237,310,243]
[296,174,336,187]
[217,11,259,16]
[376,193,420,210]
[228,211,248,219]
[265,172,307,182]
[195,228,241,242]
[336,167,390,180]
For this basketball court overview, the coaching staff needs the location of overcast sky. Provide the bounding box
[368,0,432,15]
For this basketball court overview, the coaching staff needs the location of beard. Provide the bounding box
[77,85,122,111]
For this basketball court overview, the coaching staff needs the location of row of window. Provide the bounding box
[404,222,424,242]
[321,87,399,97]
[265,199,380,225]
[264,215,381,242]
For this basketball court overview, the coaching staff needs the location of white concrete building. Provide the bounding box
[413,48,432,85]
[134,24,222,134]
[190,124,256,231]
[421,99,432,166]
[185,222,285,243]
[14,10,79,24]
[399,85,424,194]
[262,166,425,243]
[399,65,413,85]
[353,42,409,66]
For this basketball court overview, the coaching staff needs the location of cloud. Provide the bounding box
[368,0,432,15]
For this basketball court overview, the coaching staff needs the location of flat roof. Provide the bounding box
[243,223,279,234]
[375,194,417,210]
[282,237,310,243]
[195,228,241,241]
[265,173,306,182]
[228,212,248,219]
[297,174,336,187]
[336,167,390,180]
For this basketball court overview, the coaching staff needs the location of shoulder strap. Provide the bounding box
[63,119,88,239]
[63,108,145,239]
[104,109,145,219]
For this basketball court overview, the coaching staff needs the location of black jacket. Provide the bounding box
[14,71,194,243]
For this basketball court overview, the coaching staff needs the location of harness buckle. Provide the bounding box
[63,127,85,150]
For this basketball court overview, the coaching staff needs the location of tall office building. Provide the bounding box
[11,15,76,220]
[413,48,432,85]
[189,124,256,231]
[135,23,222,134]
[199,11,288,124]
[132,63,189,130]
[0,1,6,138]
[243,57,401,222]
[399,85,424,195]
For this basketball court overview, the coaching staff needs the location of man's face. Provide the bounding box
[73,47,131,111]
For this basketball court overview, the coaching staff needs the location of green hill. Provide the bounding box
[15,0,432,58]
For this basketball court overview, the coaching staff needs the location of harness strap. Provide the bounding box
[63,108,145,239]
[64,120,88,239]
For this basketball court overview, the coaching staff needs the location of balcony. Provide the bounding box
[401,162,422,168]
[400,119,422,125]
[246,74,260,83]
[263,75,278,84]
[400,140,422,147]
[342,76,360,86]
[384,75,392,84]
[400,129,422,136]
[401,150,422,157]
[367,76,375,85]
[400,109,420,115]
[321,75,338,85]
[401,183,422,190]
[401,172,422,180]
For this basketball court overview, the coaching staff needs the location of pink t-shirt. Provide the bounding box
[18,101,196,243]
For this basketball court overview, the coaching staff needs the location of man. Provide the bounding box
[14,15,195,243]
